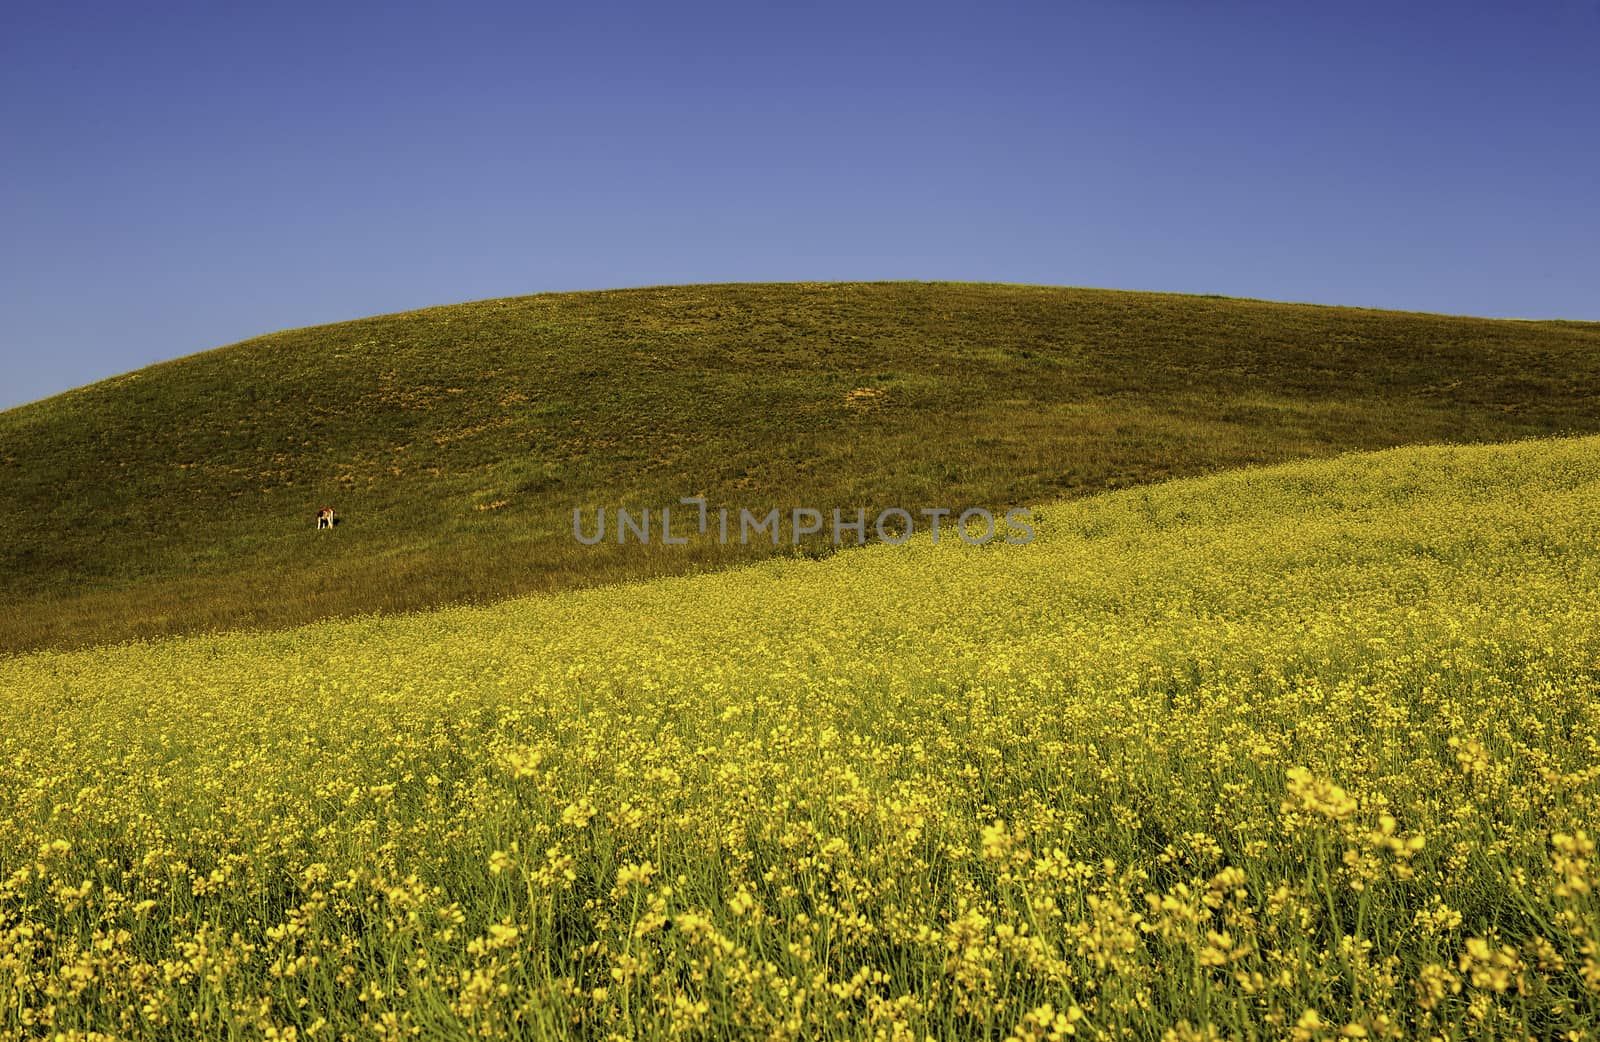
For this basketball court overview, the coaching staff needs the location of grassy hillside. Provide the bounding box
[3,281,1599,653]
[4,435,1598,1037]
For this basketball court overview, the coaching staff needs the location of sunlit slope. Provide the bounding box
[4,436,1599,1036]
[3,281,1598,653]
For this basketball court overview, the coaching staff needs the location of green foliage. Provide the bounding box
[3,282,1598,652]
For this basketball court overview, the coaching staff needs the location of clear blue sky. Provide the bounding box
[2,1,1596,410]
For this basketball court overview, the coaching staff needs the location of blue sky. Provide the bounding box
[2,1,1596,410]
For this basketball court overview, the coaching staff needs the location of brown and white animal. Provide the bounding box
[316,506,336,530]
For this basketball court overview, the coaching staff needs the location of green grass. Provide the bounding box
[3,281,1598,653]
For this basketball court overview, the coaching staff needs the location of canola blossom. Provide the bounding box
[2,436,1599,1040]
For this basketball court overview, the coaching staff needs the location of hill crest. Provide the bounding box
[4,281,1598,653]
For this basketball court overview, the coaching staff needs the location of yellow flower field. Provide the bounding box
[3,436,1599,1040]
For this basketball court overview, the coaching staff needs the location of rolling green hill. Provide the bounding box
[3,281,1599,653]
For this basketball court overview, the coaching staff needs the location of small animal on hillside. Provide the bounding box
[316,506,337,530]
